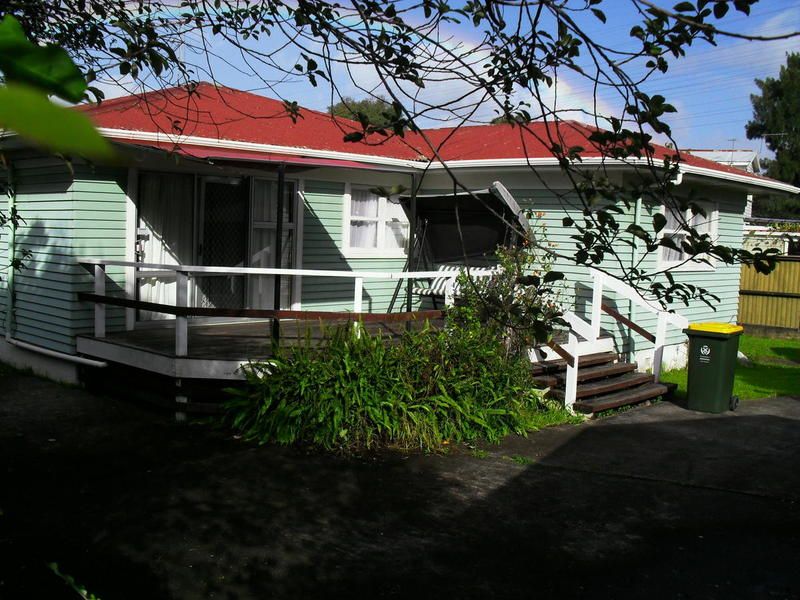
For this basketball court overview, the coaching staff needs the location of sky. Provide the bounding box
[101,0,800,158]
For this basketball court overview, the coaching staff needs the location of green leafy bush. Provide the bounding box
[224,317,568,453]
[452,243,566,355]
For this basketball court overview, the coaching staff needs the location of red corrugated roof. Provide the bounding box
[81,82,781,186]
[82,82,426,161]
[421,120,775,182]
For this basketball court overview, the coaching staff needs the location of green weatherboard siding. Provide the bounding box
[301,180,411,313]
[298,181,746,346]
[406,185,745,356]
[0,164,747,359]
[1,157,126,353]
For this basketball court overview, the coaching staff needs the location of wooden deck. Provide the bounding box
[76,318,443,379]
[105,319,438,359]
[76,317,615,382]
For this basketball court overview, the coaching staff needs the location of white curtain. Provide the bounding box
[662,208,685,263]
[137,172,194,320]
[249,179,294,309]
[249,229,294,309]
[384,198,409,250]
[350,189,379,248]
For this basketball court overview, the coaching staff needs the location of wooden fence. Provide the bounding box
[739,257,800,332]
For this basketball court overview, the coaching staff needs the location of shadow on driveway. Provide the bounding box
[1,373,799,599]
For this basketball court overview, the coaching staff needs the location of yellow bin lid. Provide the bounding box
[687,322,744,335]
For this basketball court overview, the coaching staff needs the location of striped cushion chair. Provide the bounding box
[413,264,497,306]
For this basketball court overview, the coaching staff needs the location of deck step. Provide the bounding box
[573,383,669,414]
[530,351,617,376]
[532,374,559,388]
[555,361,637,384]
[550,372,654,401]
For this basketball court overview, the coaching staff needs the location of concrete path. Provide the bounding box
[1,372,799,599]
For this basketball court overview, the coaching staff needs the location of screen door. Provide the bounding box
[196,177,249,309]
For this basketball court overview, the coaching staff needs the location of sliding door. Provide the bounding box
[249,178,296,310]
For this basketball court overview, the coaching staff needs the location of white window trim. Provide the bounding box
[342,182,409,259]
[658,201,718,272]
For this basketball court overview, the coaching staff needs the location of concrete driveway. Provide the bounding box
[1,371,799,599]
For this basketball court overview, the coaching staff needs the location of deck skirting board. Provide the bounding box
[76,336,248,380]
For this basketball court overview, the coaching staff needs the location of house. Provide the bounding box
[742,218,800,256]
[685,148,763,219]
[684,149,761,174]
[1,83,798,412]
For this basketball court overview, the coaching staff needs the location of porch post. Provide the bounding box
[406,173,417,315]
[564,331,579,413]
[272,163,286,344]
[94,264,106,338]
[653,312,668,382]
[590,271,603,341]
[175,270,188,357]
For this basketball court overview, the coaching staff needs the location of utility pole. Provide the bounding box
[726,137,737,166]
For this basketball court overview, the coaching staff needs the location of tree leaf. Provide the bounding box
[673,2,696,13]
[342,131,365,142]
[713,2,729,18]
[0,15,87,103]
[543,271,565,283]
[0,84,114,158]
[652,212,667,233]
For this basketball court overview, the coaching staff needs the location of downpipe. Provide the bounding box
[4,161,15,342]
[5,337,108,368]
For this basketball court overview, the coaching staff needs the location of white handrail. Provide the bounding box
[555,268,692,412]
[78,258,494,282]
[80,257,496,356]
[584,267,689,387]
[588,268,688,329]
[562,310,594,341]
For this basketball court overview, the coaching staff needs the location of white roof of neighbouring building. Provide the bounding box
[685,149,761,173]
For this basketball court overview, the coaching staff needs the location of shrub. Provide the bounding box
[224,243,576,453]
[224,318,569,453]
[452,244,566,356]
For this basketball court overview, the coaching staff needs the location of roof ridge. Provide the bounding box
[79,81,363,128]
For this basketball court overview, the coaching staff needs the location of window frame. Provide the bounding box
[657,200,719,272]
[342,182,409,258]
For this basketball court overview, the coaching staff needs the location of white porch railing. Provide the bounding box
[558,268,689,412]
[81,259,687,412]
[79,259,493,357]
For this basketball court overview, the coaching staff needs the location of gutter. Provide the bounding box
[92,129,800,196]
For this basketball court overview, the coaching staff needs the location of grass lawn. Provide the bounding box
[660,334,800,402]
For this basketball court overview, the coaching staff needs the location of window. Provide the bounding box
[345,185,409,256]
[659,202,717,271]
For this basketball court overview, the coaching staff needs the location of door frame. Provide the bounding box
[196,174,304,312]
[132,171,305,325]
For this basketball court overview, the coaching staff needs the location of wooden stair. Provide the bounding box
[532,351,670,415]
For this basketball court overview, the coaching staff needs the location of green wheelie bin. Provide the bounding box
[683,322,743,413]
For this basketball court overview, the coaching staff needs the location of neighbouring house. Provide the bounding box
[742,218,800,256]
[684,149,761,174]
[1,83,798,413]
[685,148,762,219]
[685,148,800,254]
